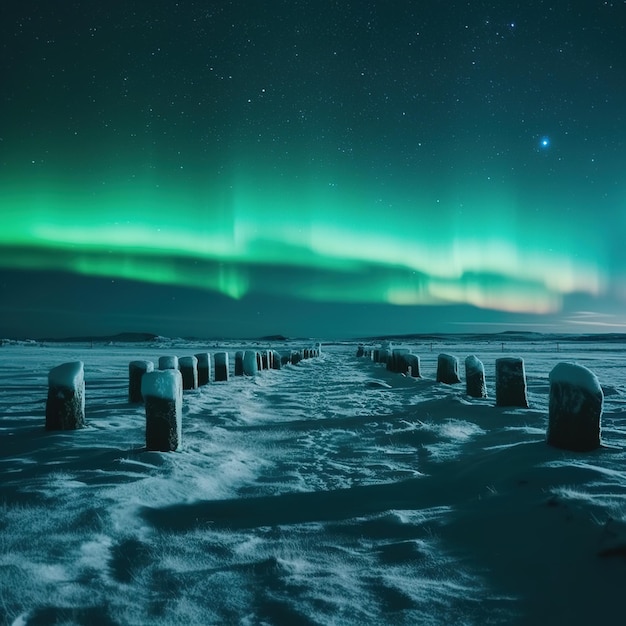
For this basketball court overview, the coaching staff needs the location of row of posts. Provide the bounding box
[358,344,604,453]
[44,344,322,452]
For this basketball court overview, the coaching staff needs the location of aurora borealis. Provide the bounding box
[1,2,625,338]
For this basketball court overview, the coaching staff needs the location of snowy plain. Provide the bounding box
[1,336,626,625]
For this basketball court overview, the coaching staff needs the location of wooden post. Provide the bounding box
[214,352,229,381]
[142,369,183,451]
[465,355,487,398]
[129,360,154,403]
[547,362,603,451]
[436,353,461,384]
[495,357,529,407]
[46,361,86,430]
[194,353,211,386]
[179,356,199,390]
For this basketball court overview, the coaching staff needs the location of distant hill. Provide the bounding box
[39,332,160,343]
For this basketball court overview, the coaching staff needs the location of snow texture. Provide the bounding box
[141,368,183,401]
[2,337,626,625]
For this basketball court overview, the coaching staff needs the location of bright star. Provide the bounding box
[539,136,550,149]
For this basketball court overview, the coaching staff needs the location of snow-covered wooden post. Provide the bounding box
[158,355,179,371]
[142,369,182,451]
[465,355,487,398]
[547,362,603,451]
[195,353,211,386]
[389,348,410,373]
[243,350,258,376]
[437,353,461,384]
[234,351,244,376]
[495,357,528,407]
[378,348,392,366]
[271,350,282,370]
[214,351,229,381]
[373,349,380,363]
[406,354,421,378]
[46,361,86,430]
[129,360,154,403]
[179,356,198,390]
[261,351,269,369]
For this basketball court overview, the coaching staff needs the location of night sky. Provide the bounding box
[1,1,625,339]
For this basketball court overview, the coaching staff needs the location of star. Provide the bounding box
[539,136,551,150]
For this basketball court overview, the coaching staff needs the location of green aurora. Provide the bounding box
[0,169,607,313]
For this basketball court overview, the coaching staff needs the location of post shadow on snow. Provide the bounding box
[14,605,119,626]
[140,477,452,531]
[140,438,617,534]
[0,427,169,506]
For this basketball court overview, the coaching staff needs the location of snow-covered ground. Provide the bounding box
[1,337,626,625]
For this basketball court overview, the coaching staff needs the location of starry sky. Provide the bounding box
[1,1,625,339]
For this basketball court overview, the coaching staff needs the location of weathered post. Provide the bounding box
[195,353,211,386]
[389,348,410,373]
[158,355,179,371]
[465,355,487,398]
[495,357,529,407]
[547,362,603,451]
[437,353,461,384]
[234,351,244,376]
[142,369,183,451]
[129,360,154,403]
[271,350,282,370]
[406,354,421,378]
[214,351,229,381]
[46,361,86,430]
[243,350,258,376]
[179,356,199,390]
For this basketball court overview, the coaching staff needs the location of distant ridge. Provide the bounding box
[39,332,160,343]
[357,332,626,343]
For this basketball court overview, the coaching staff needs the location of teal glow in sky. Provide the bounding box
[1,1,625,338]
